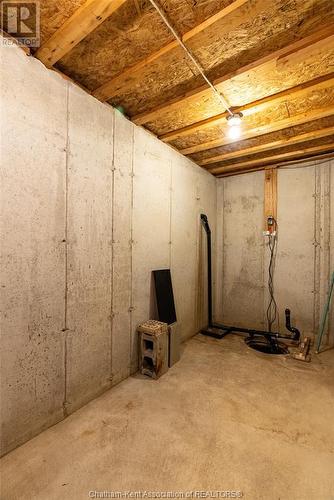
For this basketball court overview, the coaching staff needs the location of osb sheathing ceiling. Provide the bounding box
[167,85,334,149]
[190,115,334,160]
[18,0,334,174]
[40,0,87,43]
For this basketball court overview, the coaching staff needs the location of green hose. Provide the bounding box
[316,271,334,353]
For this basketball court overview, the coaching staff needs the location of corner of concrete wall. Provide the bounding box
[215,163,333,343]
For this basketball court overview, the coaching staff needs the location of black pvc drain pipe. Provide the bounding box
[245,337,289,355]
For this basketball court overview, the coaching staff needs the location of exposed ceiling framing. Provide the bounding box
[3,0,334,175]
[180,106,334,154]
[131,26,334,125]
[36,0,129,67]
[209,141,334,175]
[160,73,334,142]
[92,0,250,101]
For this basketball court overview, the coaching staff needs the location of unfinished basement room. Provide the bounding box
[1,0,334,498]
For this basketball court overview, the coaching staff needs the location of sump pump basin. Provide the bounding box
[245,337,289,355]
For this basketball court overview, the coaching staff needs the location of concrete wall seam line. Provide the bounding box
[110,109,116,384]
[63,81,70,417]
[329,164,333,339]
[314,166,321,337]
[319,164,331,344]
[222,179,226,320]
[129,124,135,373]
[169,159,173,270]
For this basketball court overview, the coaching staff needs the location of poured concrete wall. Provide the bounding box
[65,86,114,414]
[0,40,216,455]
[216,163,334,344]
[216,172,265,329]
[0,40,67,455]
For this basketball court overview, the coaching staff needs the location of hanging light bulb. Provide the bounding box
[226,112,243,127]
[226,111,243,140]
[227,126,242,140]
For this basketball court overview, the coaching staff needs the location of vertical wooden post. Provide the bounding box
[264,167,277,228]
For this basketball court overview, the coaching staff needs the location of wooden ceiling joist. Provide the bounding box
[132,25,334,125]
[198,126,334,166]
[92,0,250,101]
[30,0,334,179]
[35,0,128,68]
[160,73,334,143]
[180,106,334,155]
[215,151,334,177]
[208,142,334,175]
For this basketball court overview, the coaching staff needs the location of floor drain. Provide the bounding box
[245,337,289,355]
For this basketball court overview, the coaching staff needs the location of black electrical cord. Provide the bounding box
[266,220,279,334]
[200,212,301,345]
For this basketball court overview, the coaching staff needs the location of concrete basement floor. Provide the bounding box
[1,335,334,500]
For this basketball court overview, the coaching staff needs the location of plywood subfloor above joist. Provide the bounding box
[130,37,334,136]
[36,0,129,67]
[159,73,334,143]
[189,115,334,161]
[39,0,86,44]
[178,103,334,155]
[215,151,334,177]
[198,126,334,166]
[102,0,334,127]
[131,24,334,127]
[209,142,334,175]
[54,0,246,92]
[47,0,334,114]
[206,134,334,171]
[92,0,251,101]
[23,0,334,176]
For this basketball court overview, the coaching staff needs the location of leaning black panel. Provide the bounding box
[153,269,177,325]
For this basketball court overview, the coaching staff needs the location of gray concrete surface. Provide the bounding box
[0,36,68,454]
[0,39,216,455]
[65,84,114,415]
[275,167,316,336]
[216,164,334,344]
[1,334,334,500]
[330,166,334,342]
[216,172,265,329]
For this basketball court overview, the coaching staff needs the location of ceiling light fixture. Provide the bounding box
[226,112,243,127]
